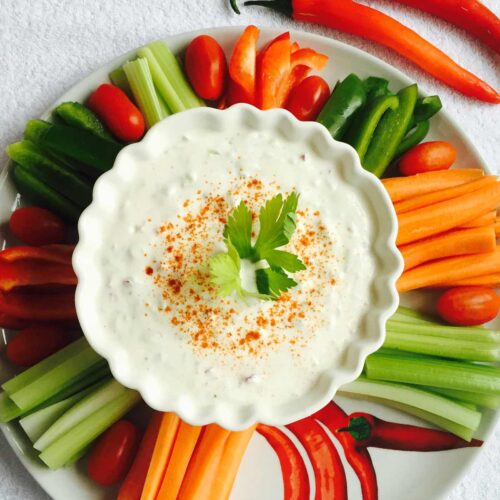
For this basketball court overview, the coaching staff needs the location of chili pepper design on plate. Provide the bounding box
[231,0,500,103]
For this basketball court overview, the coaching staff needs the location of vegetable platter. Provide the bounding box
[1,26,499,500]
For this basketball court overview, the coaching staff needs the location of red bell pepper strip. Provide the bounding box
[257,424,310,500]
[291,41,300,53]
[258,32,292,109]
[291,48,328,71]
[0,289,77,322]
[0,245,74,265]
[286,417,347,500]
[227,25,261,106]
[278,65,312,106]
[0,260,77,292]
[0,311,33,330]
[338,412,483,451]
[314,402,378,500]
[393,0,500,55]
[240,0,500,103]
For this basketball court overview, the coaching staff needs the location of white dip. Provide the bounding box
[92,127,375,410]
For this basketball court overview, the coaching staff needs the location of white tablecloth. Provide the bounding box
[1,0,499,498]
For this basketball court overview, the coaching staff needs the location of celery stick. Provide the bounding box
[123,58,167,129]
[34,380,128,451]
[138,47,185,113]
[341,377,481,429]
[387,321,496,342]
[147,41,203,108]
[0,392,22,422]
[384,331,500,362]
[9,347,105,411]
[20,382,101,443]
[2,338,88,395]
[65,445,91,467]
[109,66,133,99]
[366,352,500,395]
[39,388,140,469]
[421,386,500,410]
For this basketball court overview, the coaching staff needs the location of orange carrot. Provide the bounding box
[396,181,500,245]
[433,273,500,288]
[140,413,180,500]
[400,226,496,271]
[496,219,500,237]
[118,412,163,500]
[397,248,500,292]
[209,425,257,500]
[156,422,202,500]
[459,210,497,228]
[393,176,496,214]
[382,169,484,203]
[177,424,231,500]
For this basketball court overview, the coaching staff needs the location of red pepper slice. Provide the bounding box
[291,48,328,71]
[257,424,310,500]
[258,32,292,109]
[0,260,77,292]
[340,412,483,451]
[314,402,378,500]
[0,311,33,330]
[0,289,77,322]
[0,245,74,265]
[291,41,300,53]
[227,25,261,105]
[287,417,347,500]
[278,65,312,107]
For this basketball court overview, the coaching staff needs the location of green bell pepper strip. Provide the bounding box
[317,73,367,140]
[345,94,399,162]
[363,76,391,100]
[363,84,418,177]
[395,120,430,157]
[411,95,442,126]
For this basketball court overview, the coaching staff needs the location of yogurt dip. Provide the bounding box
[88,124,376,412]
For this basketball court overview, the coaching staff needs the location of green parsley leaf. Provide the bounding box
[254,193,299,256]
[255,267,298,300]
[223,201,253,258]
[209,240,242,297]
[262,249,306,273]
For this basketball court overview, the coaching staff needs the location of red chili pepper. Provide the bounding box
[0,245,74,265]
[286,417,347,500]
[394,0,500,55]
[239,1,500,103]
[257,424,310,500]
[0,260,76,292]
[227,25,261,106]
[0,289,77,322]
[339,412,483,451]
[314,402,378,500]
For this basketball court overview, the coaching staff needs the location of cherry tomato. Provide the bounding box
[185,35,228,101]
[399,141,457,176]
[6,326,72,367]
[87,420,141,486]
[285,76,330,121]
[88,84,145,142]
[10,207,65,246]
[437,286,500,326]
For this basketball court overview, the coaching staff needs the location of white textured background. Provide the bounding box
[1,0,499,498]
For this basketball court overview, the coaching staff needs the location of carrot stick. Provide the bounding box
[496,219,500,238]
[156,422,203,500]
[118,412,163,500]
[140,413,180,500]
[400,226,496,271]
[394,176,496,214]
[382,169,484,203]
[459,210,497,228]
[177,424,231,500]
[397,248,500,292]
[209,425,257,500]
[396,182,500,245]
[433,273,500,288]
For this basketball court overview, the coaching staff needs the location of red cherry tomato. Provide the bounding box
[10,207,65,246]
[437,286,500,326]
[285,76,330,121]
[87,420,141,486]
[399,141,457,176]
[185,35,228,101]
[88,84,145,142]
[6,326,72,367]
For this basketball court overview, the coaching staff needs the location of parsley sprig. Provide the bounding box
[209,193,305,300]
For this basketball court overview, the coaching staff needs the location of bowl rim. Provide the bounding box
[73,103,403,430]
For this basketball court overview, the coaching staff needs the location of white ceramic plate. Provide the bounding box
[0,26,497,500]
